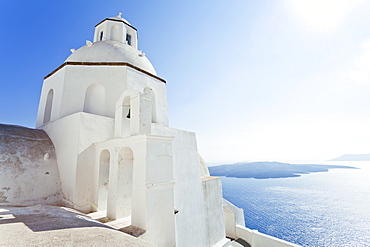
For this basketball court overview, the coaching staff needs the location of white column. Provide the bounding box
[107,147,119,219]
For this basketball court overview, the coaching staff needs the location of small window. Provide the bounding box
[100,31,104,41]
[126,33,132,46]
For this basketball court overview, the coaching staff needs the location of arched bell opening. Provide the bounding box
[121,96,131,137]
[114,90,141,138]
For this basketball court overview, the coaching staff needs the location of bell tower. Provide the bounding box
[34,14,229,247]
[93,12,138,49]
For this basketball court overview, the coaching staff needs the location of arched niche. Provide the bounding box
[43,89,54,124]
[83,84,105,116]
[116,147,134,218]
[98,149,110,211]
[110,24,121,42]
[144,87,156,123]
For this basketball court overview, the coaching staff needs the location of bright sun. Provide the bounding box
[286,0,363,33]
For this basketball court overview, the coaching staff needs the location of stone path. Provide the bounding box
[0,205,153,247]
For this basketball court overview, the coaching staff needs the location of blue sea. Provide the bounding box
[220,161,370,247]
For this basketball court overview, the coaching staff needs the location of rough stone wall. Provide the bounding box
[0,124,62,205]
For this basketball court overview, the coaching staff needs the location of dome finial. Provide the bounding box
[118,12,123,18]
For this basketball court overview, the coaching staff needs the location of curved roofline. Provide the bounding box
[0,123,51,141]
[95,18,137,31]
[44,61,166,83]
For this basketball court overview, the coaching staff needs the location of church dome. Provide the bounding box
[65,40,156,75]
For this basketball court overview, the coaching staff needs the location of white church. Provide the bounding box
[0,14,299,247]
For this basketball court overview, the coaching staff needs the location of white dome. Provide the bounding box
[66,41,156,75]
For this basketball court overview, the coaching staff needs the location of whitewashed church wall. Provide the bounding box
[94,135,148,220]
[76,113,114,153]
[145,138,173,184]
[223,199,245,227]
[61,66,127,119]
[41,113,81,206]
[74,113,114,212]
[151,125,209,247]
[126,68,169,126]
[223,198,246,240]
[37,65,166,129]
[41,112,114,210]
[75,144,96,212]
[199,154,210,178]
[137,136,175,247]
[36,68,66,128]
[94,135,176,246]
[202,177,226,246]
[223,205,237,239]
[143,180,176,247]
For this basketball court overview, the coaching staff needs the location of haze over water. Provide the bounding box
[220,161,370,247]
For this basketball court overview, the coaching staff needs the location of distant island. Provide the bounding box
[330,154,370,161]
[208,161,357,179]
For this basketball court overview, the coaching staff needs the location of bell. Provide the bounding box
[126,108,130,118]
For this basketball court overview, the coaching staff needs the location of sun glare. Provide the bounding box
[286,0,363,33]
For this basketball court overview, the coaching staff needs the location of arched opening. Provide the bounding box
[98,149,110,211]
[121,96,131,137]
[126,32,132,46]
[110,24,121,41]
[126,28,137,48]
[114,90,141,138]
[43,89,54,124]
[144,87,156,123]
[83,84,105,115]
[116,147,134,218]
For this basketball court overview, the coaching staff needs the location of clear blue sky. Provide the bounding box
[1,0,370,164]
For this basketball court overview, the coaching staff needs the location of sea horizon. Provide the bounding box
[218,160,370,247]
